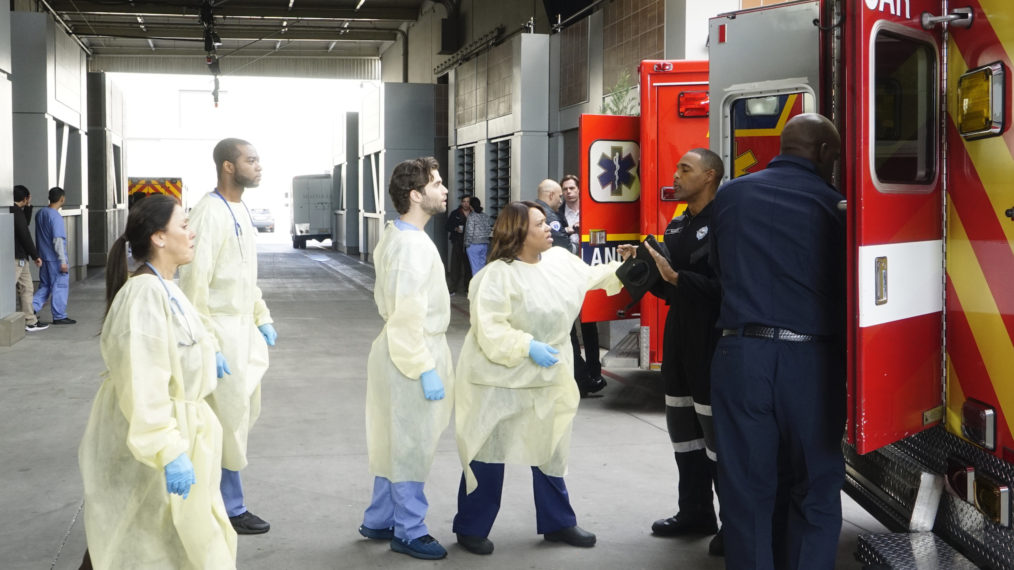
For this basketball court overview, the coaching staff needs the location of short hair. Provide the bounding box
[213,138,253,175]
[48,187,66,203]
[560,174,580,187]
[688,147,725,182]
[487,201,544,263]
[13,185,28,202]
[388,156,440,215]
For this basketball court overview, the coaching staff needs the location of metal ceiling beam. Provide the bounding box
[45,1,417,21]
[69,24,398,42]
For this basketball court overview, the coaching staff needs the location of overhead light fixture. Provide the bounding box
[288,0,295,8]
[327,40,337,52]
[355,0,366,10]
[136,15,146,32]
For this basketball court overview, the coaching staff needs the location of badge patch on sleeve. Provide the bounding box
[550,220,562,231]
[696,226,709,240]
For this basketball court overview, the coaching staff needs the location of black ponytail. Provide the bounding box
[103,195,178,317]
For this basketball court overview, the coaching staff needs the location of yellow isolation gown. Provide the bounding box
[455,246,623,492]
[79,274,237,569]
[366,221,455,482]
[178,192,271,470]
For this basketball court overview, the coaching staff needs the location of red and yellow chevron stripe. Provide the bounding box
[128,179,182,201]
[945,0,1014,456]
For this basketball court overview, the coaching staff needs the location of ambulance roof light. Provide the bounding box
[678,91,709,118]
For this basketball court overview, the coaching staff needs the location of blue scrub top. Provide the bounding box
[35,207,67,262]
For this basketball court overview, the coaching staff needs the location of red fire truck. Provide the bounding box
[580,1,1014,566]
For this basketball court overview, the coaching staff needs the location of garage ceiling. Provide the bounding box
[41,0,434,59]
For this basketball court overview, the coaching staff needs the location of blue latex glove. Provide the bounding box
[164,453,196,499]
[258,323,278,347]
[215,352,231,378]
[529,340,560,367]
[419,369,445,401]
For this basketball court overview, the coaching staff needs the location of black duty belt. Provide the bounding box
[722,326,824,343]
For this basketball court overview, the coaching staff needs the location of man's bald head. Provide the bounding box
[538,179,563,210]
[780,113,841,183]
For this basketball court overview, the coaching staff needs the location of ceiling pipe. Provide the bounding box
[394,27,408,83]
[38,0,95,56]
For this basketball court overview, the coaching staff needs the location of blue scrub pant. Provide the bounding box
[453,461,577,537]
[362,476,429,541]
[465,244,488,276]
[221,468,247,517]
[32,261,69,320]
[711,336,846,570]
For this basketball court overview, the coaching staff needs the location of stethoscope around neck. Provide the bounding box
[213,189,252,262]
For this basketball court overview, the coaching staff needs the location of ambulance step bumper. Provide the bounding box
[602,330,639,369]
[856,533,977,569]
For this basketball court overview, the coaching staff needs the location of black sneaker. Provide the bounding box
[651,512,718,536]
[230,511,270,534]
[25,322,50,332]
[51,317,77,325]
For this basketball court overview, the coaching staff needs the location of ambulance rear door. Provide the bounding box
[578,114,641,323]
[638,59,710,368]
[846,0,946,454]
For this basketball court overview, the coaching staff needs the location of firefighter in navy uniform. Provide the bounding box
[709,114,846,570]
[641,148,724,556]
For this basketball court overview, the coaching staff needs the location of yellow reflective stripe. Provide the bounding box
[946,205,1014,441]
[580,233,642,242]
[944,359,966,440]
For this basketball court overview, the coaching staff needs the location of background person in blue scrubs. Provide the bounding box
[33,187,75,325]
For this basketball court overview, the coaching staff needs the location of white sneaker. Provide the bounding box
[26,322,50,332]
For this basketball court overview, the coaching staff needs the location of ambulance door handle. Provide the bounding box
[837,200,847,212]
[1004,207,1014,220]
[875,257,888,306]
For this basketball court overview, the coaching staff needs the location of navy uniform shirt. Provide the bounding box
[710,155,845,336]
[650,201,721,371]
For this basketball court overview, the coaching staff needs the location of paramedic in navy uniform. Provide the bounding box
[642,148,724,556]
[709,113,846,570]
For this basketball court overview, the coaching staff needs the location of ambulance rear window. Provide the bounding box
[873,31,936,187]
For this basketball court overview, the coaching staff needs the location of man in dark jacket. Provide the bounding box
[446,196,472,294]
[642,149,723,555]
[535,179,569,249]
[12,185,47,331]
[558,174,607,397]
[710,114,845,570]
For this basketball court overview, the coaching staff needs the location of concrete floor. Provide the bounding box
[0,237,887,569]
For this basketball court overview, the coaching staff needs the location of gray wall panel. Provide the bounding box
[11,12,49,115]
[0,77,12,206]
[0,214,13,319]
[0,5,11,75]
[12,113,55,199]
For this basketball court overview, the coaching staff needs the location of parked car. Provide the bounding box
[250,208,274,232]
